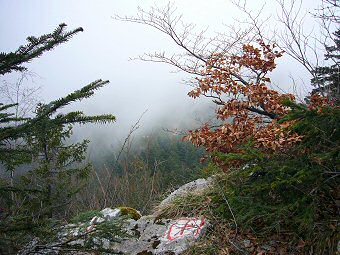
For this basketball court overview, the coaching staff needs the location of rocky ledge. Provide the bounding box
[18,178,213,255]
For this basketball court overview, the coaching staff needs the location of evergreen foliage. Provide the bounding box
[0,24,85,170]
[312,29,340,102]
[101,131,204,185]
[221,104,339,253]
[0,102,31,171]
[70,210,102,224]
[0,23,83,75]
[160,104,340,254]
[0,24,116,254]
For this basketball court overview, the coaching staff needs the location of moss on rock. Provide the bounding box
[118,207,142,220]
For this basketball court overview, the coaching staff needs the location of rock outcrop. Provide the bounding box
[157,177,213,209]
[102,214,208,254]
[18,177,213,255]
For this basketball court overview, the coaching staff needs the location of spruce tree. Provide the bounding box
[0,23,85,169]
[312,29,340,103]
[21,85,116,219]
[0,24,116,253]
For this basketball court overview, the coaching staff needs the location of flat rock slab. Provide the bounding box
[155,217,207,254]
[109,216,208,254]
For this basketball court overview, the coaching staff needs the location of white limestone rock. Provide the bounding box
[101,207,121,220]
[158,177,214,209]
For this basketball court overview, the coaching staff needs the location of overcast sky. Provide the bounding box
[0,0,322,148]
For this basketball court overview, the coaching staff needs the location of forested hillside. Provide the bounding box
[77,131,206,215]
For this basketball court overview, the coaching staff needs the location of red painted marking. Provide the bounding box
[166,217,205,241]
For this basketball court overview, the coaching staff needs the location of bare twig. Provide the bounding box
[104,110,148,205]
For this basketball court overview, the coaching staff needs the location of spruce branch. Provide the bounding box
[39,79,110,117]
[0,23,83,75]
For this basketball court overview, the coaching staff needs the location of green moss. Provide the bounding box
[118,207,141,220]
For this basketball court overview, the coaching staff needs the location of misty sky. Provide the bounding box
[0,0,322,148]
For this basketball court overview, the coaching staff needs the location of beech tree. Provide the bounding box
[183,41,301,161]
[116,1,337,169]
[116,4,299,168]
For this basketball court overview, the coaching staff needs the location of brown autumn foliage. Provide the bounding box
[183,40,304,168]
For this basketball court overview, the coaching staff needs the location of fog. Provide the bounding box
[0,0,322,152]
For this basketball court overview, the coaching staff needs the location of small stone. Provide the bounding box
[261,244,272,251]
[89,216,105,225]
[243,239,252,248]
[101,207,121,220]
